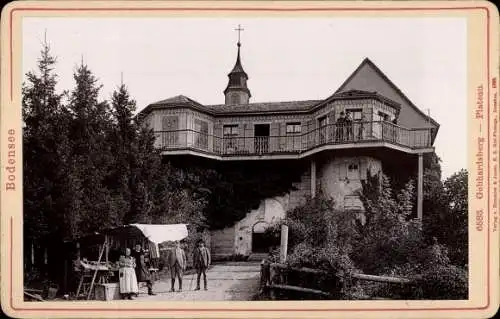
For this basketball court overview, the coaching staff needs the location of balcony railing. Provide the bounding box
[154,121,432,157]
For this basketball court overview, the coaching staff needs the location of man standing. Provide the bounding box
[168,241,186,292]
[335,111,346,142]
[192,240,211,291]
[345,110,353,141]
[131,244,156,296]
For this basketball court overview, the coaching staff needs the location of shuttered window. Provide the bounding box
[194,119,208,149]
[223,124,238,152]
[161,116,179,147]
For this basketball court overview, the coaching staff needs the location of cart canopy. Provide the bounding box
[129,223,188,244]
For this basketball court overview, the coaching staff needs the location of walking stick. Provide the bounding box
[189,271,195,290]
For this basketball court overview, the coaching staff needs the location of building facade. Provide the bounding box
[138,39,439,258]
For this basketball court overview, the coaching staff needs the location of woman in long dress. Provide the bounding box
[119,248,139,300]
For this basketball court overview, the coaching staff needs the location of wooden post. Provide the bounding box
[417,153,424,223]
[64,258,68,295]
[105,235,109,265]
[31,241,35,267]
[87,237,106,300]
[311,159,317,198]
[280,224,289,263]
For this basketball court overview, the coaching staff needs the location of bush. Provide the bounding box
[262,218,307,251]
[264,175,468,300]
[416,264,468,299]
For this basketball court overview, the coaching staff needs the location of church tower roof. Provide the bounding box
[229,43,246,74]
[224,25,251,105]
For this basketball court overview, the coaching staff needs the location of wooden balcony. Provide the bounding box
[154,121,433,160]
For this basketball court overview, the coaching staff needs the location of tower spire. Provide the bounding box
[224,25,251,105]
[235,24,244,47]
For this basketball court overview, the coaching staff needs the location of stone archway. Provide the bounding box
[251,221,270,253]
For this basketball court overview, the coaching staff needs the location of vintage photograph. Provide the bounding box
[19,14,469,303]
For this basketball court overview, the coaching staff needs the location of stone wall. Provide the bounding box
[210,226,235,258]
[317,155,382,210]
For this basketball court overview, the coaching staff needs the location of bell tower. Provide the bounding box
[224,25,251,105]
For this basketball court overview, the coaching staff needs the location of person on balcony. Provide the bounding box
[335,112,346,142]
[345,111,353,141]
[118,248,139,300]
[391,118,398,142]
[358,114,366,141]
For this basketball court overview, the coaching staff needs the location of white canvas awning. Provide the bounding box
[129,223,188,244]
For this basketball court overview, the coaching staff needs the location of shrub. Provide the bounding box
[416,264,468,299]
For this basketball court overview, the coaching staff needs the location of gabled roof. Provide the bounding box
[336,58,440,129]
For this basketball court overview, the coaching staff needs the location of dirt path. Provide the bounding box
[135,261,261,301]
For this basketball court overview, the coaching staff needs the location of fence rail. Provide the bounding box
[154,121,432,157]
[260,262,414,300]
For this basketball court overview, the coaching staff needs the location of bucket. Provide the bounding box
[48,284,59,299]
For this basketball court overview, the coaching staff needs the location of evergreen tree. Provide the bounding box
[108,84,138,224]
[443,169,468,266]
[66,62,117,236]
[22,39,68,242]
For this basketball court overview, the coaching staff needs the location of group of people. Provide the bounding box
[118,240,211,300]
[335,110,358,142]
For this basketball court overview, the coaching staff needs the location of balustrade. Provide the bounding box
[154,121,432,157]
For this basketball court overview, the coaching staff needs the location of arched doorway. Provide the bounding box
[251,221,270,253]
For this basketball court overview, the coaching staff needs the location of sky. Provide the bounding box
[22,17,467,179]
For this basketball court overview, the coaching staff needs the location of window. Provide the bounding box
[194,119,208,149]
[286,122,301,134]
[318,116,327,144]
[347,162,360,180]
[318,116,327,127]
[161,116,179,147]
[346,108,363,121]
[223,125,238,136]
[377,111,390,122]
[223,124,238,153]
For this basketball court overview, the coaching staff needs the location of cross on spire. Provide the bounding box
[235,24,244,47]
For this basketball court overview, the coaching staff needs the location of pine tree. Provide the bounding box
[66,62,117,236]
[107,84,138,224]
[22,38,67,242]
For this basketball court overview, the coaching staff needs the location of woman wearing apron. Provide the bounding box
[118,248,139,299]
